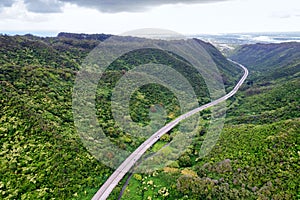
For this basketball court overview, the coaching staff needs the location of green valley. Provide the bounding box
[0,33,299,200]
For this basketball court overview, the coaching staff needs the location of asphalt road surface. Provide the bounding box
[92,59,248,200]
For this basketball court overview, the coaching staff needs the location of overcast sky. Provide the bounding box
[0,0,299,35]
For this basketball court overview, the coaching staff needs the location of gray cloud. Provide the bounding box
[24,0,63,13]
[0,0,16,9]
[21,0,229,13]
[62,0,229,13]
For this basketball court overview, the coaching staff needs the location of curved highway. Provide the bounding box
[92,59,248,200]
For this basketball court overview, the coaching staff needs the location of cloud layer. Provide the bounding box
[0,0,16,9]
[60,0,229,13]
[24,0,62,13]
[1,0,229,13]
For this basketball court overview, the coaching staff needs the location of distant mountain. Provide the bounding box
[230,42,300,82]
[0,34,242,91]
[57,32,112,41]
[194,32,300,46]
[0,33,112,70]
[227,42,300,124]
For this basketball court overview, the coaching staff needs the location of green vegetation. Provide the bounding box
[230,42,300,82]
[115,42,300,199]
[227,42,300,125]
[0,34,299,199]
[0,34,110,199]
[120,119,299,200]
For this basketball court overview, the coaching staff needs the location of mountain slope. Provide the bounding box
[120,42,300,200]
[195,39,243,89]
[0,33,241,199]
[230,42,300,82]
[227,42,300,124]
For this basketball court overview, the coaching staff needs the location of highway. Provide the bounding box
[92,59,248,200]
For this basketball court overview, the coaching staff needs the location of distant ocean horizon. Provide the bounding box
[1,31,58,37]
[1,31,300,44]
[191,32,300,44]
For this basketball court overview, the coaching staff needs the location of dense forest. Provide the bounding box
[117,43,300,199]
[0,33,299,199]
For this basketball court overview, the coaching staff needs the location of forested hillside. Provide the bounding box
[119,42,300,200]
[230,42,300,82]
[227,42,300,124]
[0,33,243,199]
